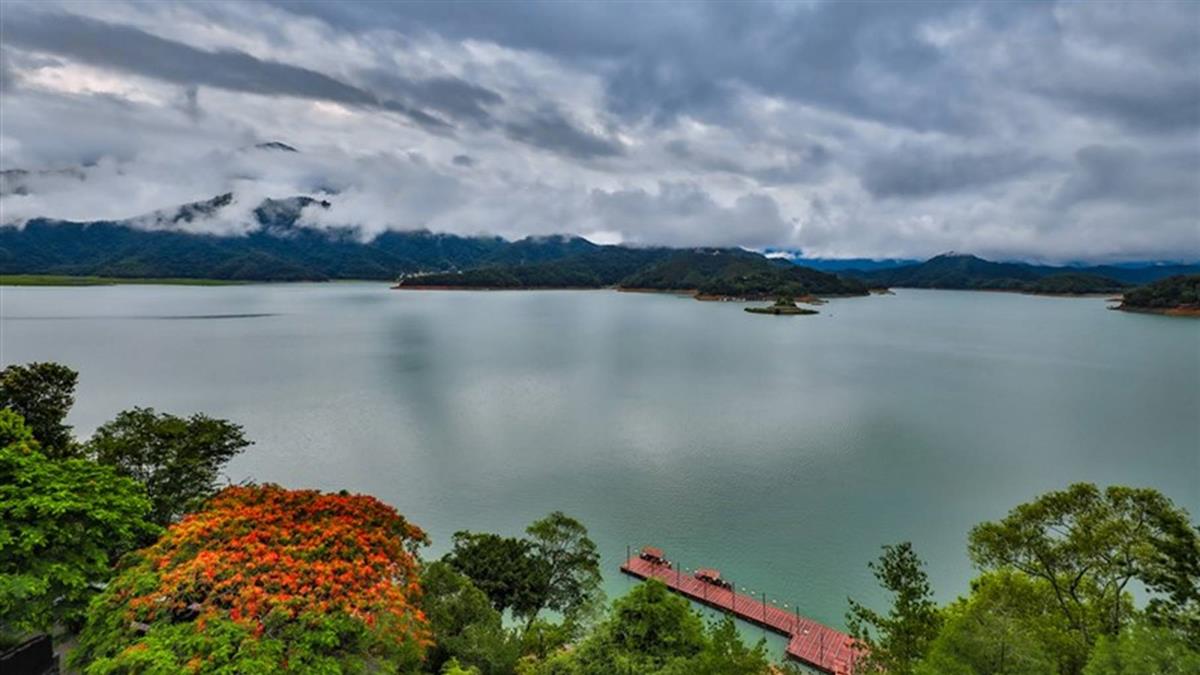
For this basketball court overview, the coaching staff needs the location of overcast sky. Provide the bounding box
[1,0,1197,262]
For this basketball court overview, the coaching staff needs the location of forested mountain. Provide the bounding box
[4,195,1195,295]
[619,249,868,297]
[397,248,868,299]
[0,196,592,281]
[398,247,673,289]
[841,253,1195,292]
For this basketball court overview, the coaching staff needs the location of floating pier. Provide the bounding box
[620,550,863,674]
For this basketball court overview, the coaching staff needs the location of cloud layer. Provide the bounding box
[0,0,1196,262]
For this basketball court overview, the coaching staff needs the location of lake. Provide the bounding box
[2,283,1197,634]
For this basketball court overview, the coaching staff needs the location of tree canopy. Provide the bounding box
[0,411,156,640]
[532,579,770,674]
[0,361,79,457]
[87,406,251,526]
[445,512,603,632]
[71,484,430,673]
[968,483,1198,649]
[847,542,942,674]
[420,561,520,675]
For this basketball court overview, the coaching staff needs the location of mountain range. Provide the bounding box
[2,193,1196,294]
[840,253,1199,291]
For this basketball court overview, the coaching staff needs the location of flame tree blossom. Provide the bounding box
[72,484,430,673]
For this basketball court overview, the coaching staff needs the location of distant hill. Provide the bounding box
[619,249,868,298]
[1117,275,1200,316]
[842,253,1197,293]
[4,194,1195,293]
[397,247,672,289]
[780,256,920,272]
[399,247,867,299]
[0,196,595,281]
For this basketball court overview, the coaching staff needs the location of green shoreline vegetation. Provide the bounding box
[0,274,249,287]
[1116,274,1200,317]
[744,296,819,315]
[3,360,1197,674]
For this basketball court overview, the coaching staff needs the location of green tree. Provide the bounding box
[533,580,768,675]
[525,512,603,628]
[422,561,521,674]
[0,409,36,448]
[847,542,942,674]
[917,571,1064,675]
[87,406,251,526]
[0,361,78,457]
[446,532,550,620]
[666,616,770,675]
[968,484,1198,647]
[1082,621,1200,675]
[0,416,156,638]
[443,658,484,675]
[551,579,707,674]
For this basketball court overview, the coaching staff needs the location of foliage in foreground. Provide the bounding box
[0,410,156,641]
[71,485,431,673]
[87,407,252,527]
[446,512,604,632]
[529,579,770,674]
[850,483,1200,675]
[420,561,522,674]
[846,542,942,675]
[0,361,79,457]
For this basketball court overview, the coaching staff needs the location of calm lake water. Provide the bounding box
[2,284,1197,634]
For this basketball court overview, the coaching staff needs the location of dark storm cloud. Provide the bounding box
[862,147,1044,199]
[1051,84,1200,135]
[0,50,16,93]
[503,107,623,159]
[1,10,452,130]
[452,155,475,167]
[664,140,831,185]
[1056,145,1199,206]
[273,0,965,131]
[359,71,504,127]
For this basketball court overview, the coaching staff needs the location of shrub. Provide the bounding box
[72,484,430,673]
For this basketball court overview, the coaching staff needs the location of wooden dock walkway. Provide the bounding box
[620,553,862,674]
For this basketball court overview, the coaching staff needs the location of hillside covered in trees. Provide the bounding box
[618,249,869,297]
[399,248,869,299]
[842,253,1196,293]
[1118,274,1200,316]
[0,195,605,282]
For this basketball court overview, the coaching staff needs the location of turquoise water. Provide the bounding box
[2,284,1197,635]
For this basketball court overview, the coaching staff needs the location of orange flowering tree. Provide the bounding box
[72,484,430,673]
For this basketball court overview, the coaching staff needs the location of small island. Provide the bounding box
[1115,274,1200,317]
[745,296,819,316]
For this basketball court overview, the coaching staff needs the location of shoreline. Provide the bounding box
[0,275,253,287]
[393,284,605,291]
[1112,304,1200,318]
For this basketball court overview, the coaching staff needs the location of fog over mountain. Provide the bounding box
[1,1,1197,263]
